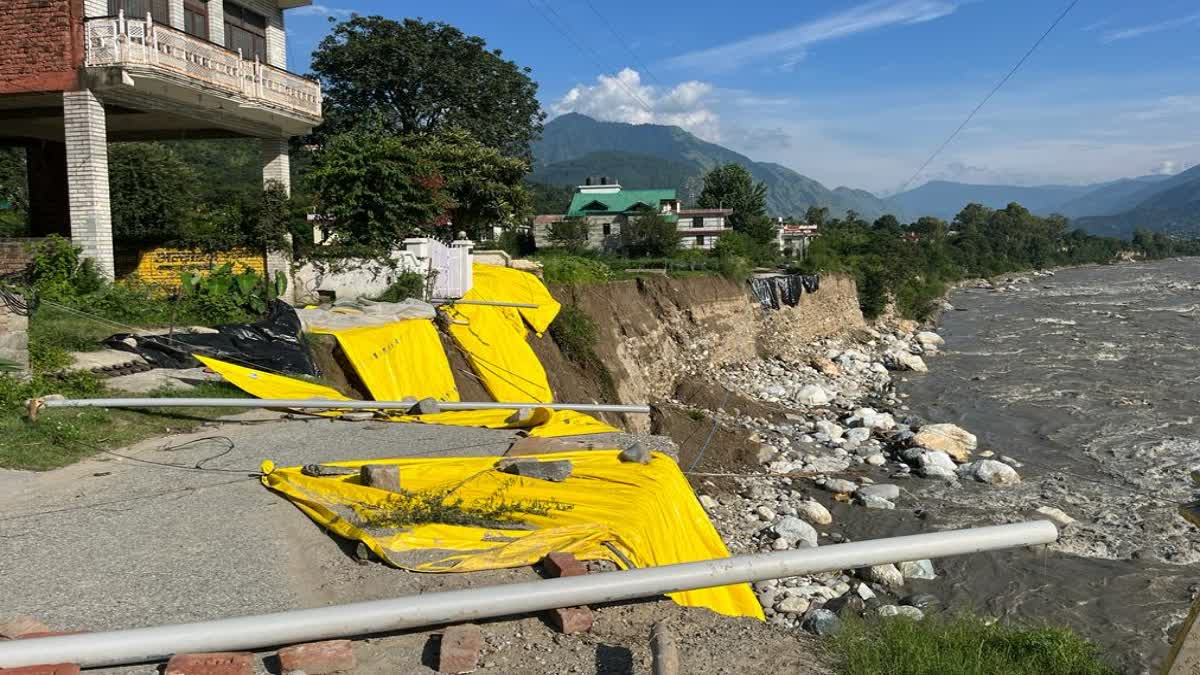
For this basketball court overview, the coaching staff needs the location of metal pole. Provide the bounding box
[36,398,651,414]
[0,522,1056,669]
[430,299,540,309]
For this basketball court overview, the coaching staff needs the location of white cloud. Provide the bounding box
[1103,12,1200,42]
[666,0,959,71]
[550,68,723,141]
[290,3,354,18]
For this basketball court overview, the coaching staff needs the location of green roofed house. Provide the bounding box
[533,176,733,251]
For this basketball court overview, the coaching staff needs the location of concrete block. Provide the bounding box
[360,464,401,492]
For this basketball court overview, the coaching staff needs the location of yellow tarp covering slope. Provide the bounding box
[261,450,763,620]
[443,264,561,403]
[196,355,616,436]
[311,321,459,402]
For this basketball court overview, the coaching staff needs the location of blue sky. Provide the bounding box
[283,0,1200,195]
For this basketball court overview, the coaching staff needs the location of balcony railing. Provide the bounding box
[84,14,322,120]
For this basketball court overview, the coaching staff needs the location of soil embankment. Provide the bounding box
[537,274,863,434]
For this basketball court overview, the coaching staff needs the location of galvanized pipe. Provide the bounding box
[36,398,652,414]
[430,299,540,308]
[0,522,1056,669]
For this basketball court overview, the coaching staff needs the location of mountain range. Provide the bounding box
[531,113,1200,237]
[532,113,892,221]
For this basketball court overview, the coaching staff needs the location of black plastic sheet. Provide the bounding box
[748,274,820,310]
[105,300,318,376]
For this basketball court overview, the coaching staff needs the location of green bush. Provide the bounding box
[832,615,1118,675]
[372,271,428,303]
[25,236,104,301]
[538,254,612,285]
[179,264,287,319]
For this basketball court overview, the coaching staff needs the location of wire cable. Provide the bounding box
[581,0,665,87]
[526,0,657,114]
[898,0,1081,192]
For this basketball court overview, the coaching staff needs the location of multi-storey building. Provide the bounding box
[0,0,322,278]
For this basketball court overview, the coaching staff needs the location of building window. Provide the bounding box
[183,0,208,39]
[109,0,170,22]
[695,235,706,246]
[602,223,611,236]
[692,217,703,228]
[224,2,267,61]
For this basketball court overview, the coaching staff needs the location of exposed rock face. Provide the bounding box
[912,423,977,462]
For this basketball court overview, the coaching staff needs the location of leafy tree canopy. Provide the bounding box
[311,16,545,159]
[698,164,770,244]
[619,210,681,257]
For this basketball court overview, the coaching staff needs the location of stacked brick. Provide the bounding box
[0,0,81,95]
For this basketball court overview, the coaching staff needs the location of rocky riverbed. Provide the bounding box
[670,261,1200,673]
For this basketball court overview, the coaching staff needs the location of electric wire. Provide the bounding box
[525,0,657,114]
[899,0,1082,192]
[581,0,664,87]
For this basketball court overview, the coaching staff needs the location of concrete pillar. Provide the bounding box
[261,137,290,195]
[63,90,114,280]
[266,9,286,68]
[168,0,185,29]
[261,137,292,301]
[207,0,225,45]
[25,142,70,237]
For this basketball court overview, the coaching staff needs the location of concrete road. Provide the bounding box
[0,415,529,656]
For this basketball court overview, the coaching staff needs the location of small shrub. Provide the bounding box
[26,236,104,301]
[497,228,536,257]
[356,479,573,530]
[549,304,597,365]
[372,271,428,303]
[539,255,612,285]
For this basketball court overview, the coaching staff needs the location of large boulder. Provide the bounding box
[915,331,945,349]
[771,516,819,548]
[796,500,833,526]
[847,407,896,431]
[912,423,977,462]
[796,384,833,406]
[915,451,958,480]
[887,350,929,373]
[959,459,1021,486]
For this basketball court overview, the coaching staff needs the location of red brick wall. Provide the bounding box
[0,0,83,94]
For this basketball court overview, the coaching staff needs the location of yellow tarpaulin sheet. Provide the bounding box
[261,450,763,620]
[311,321,459,402]
[443,264,562,403]
[195,355,349,402]
[197,356,618,436]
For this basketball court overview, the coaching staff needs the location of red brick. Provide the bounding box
[438,624,483,674]
[164,652,253,675]
[548,607,593,634]
[0,616,50,640]
[0,665,79,675]
[542,552,587,578]
[0,0,83,95]
[277,640,355,674]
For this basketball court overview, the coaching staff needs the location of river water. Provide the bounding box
[851,259,1200,672]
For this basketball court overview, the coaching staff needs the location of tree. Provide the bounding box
[805,205,829,227]
[305,130,452,253]
[418,128,530,240]
[311,16,545,159]
[619,211,681,257]
[109,142,199,243]
[546,217,589,252]
[698,164,769,242]
[0,147,28,236]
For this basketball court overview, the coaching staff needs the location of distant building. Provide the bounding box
[776,219,819,257]
[532,177,733,251]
